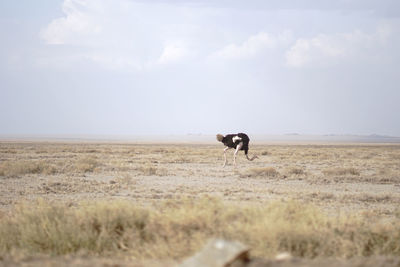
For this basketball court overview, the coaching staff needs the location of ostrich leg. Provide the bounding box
[233,142,243,167]
[223,147,231,167]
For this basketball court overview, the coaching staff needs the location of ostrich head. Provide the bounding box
[216,134,224,142]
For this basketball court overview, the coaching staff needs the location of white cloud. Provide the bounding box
[212,31,292,60]
[40,0,103,45]
[285,34,345,67]
[285,24,395,67]
[39,0,400,72]
[40,0,198,70]
[157,42,190,65]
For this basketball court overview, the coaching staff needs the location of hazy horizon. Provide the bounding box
[1,0,400,136]
[1,133,399,145]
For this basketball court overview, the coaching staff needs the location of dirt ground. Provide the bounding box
[1,140,400,266]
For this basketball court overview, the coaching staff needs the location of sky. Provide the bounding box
[0,0,399,136]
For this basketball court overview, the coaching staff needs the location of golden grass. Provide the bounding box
[1,197,400,260]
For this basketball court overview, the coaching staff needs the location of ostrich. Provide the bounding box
[216,133,258,167]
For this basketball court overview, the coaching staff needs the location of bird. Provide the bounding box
[216,133,258,167]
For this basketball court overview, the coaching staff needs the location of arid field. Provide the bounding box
[1,140,400,266]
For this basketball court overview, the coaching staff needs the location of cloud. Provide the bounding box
[212,31,292,60]
[39,0,400,72]
[285,24,395,68]
[157,42,190,65]
[39,0,214,71]
[40,0,186,70]
[285,34,346,67]
[40,0,103,45]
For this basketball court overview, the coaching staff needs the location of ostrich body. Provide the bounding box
[216,133,258,167]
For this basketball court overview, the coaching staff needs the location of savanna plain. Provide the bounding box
[1,140,400,266]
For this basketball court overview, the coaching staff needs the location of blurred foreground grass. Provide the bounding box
[1,197,399,260]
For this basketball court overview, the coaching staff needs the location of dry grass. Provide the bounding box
[0,156,101,177]
[240,167,280,178]
[0,198,400,260]
[1,141,400,265]
[74,156,99,173]
[0,160,57,177]
[135,164,168,176]
[323,167,360,176]
[285,166,305,176]
[1,143,398,183]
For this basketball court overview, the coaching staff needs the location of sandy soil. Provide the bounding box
[1,142,399,213]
